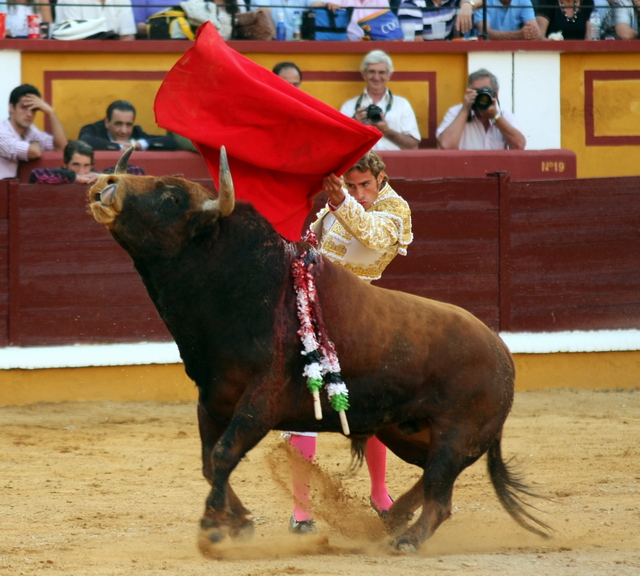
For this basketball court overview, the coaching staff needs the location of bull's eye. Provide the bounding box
[162,191,181,206]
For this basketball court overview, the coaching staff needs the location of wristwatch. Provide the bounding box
[466,0,475,7]
[492,111,502,124]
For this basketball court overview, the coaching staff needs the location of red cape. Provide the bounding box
[154,23,380,241]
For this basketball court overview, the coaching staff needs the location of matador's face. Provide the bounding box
[343,169,385,211]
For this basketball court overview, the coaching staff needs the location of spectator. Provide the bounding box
[398,0,467,40]
[29,140,100,184]
[312,0,398,41]
[0,0,52,37]
[536,0,595,39]
[457,0,480,33]
[602,0,639,38]
[594,0,612,21]
[436,68,526,150]
[131,0,175,37]
[473,0,541,39]
[79,100,178,152]
[0,84,67,180]
[54,0,137,40]
[252,0,315,39]
[213,0,247,40]
[340,50,420,151]
[273,62,302,87]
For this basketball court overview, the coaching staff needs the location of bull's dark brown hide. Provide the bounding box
[88,170,550,554]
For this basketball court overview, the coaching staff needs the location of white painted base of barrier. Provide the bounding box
[0,330,639,370]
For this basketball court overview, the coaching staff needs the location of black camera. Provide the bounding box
[366,104,384,123]
[473,87,496,111]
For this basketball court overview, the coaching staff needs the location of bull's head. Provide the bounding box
[88,147,235,258]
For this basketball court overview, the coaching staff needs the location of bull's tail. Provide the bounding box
[347,436,368,475]
[487,434,553,539]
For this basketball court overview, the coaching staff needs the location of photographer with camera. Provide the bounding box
[436,69,526,150]
[340,51,421,151]
[0,84,68,180]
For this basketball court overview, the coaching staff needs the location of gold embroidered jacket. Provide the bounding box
[310,183,413,282]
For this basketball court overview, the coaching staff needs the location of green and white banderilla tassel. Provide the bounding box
[292,251,350,435]
[325,374,350,436]
[302,349,324,420]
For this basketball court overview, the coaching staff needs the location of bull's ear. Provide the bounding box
[188,209,220,239]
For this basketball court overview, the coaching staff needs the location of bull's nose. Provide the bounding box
[100,183,118,206]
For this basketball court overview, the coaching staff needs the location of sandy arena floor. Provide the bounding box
[2,388,639,576]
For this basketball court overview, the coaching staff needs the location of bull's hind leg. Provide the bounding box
[388,433,481,553]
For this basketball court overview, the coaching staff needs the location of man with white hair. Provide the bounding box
[340,50,421,151]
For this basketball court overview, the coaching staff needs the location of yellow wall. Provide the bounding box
[18,47,640,177]
[513,350,640,391]
[21,50,465,148]
[0,364,197,406]
[560,53,640,178]
[1,351,638,407]
[22,51,184,140]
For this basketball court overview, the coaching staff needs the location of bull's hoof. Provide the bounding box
[198,517,229,549]
[230,518,254,541]
[389,537,418,554]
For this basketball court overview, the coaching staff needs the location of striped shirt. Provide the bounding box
[0,119,54,179]
[398,0,458,40]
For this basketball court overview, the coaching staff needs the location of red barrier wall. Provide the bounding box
[0,172,637,347]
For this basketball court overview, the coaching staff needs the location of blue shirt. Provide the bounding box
[473,0,536,31]
[132,0,175,25]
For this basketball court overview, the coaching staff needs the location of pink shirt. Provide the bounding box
[338,0,391,40]
[0,119,54,179]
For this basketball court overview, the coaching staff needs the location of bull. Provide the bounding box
[88,147,549,554]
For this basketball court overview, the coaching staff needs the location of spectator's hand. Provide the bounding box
[369,113,390,135]
[76,172,100,185]
[353,107,369,125]
[325,2,340,11]
[322,173,346,207]
[462,88,477,111]
[28,141,44,160]
[455,3,474,34]
[522,22,539,40]
[22,94,53,116]
[114,140,142,151]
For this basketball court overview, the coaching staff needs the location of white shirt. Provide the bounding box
[436,104,521,150]
[0,119,54,179]
[0,3,34,37]
[340,89,421,151]
[55,0,137,37]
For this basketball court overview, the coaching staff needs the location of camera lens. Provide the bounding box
[366,105,383,123]
[473,88,495,111]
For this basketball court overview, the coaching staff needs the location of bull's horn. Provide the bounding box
[218,146,235,217]
[115,146,135,174]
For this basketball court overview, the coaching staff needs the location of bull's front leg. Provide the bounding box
[197,403,251,517]
[197,392,280,554]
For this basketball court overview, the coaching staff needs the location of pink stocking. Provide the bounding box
[366,436,393,511]
[289,434,317,521]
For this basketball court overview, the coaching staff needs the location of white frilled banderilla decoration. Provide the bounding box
[291,236,350,436]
